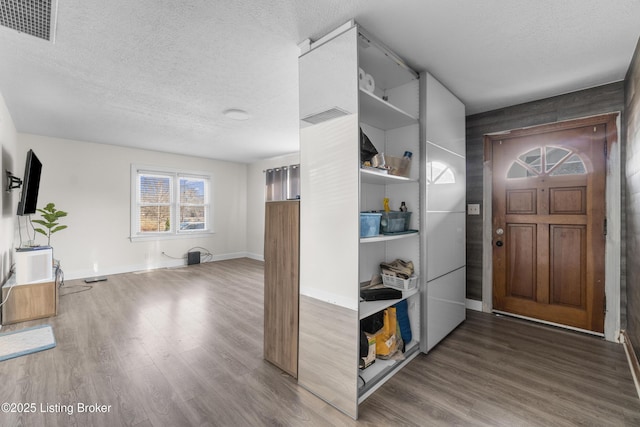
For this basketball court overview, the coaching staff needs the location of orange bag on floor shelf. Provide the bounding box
[374,307,399,358]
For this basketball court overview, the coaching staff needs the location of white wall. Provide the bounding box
[246,152,299,260]
[17,134,248,280]
[0,91,18,285]
[7,103,300,279]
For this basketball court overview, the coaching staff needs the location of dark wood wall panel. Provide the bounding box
[625,37,640,346]
[466,82,626,310]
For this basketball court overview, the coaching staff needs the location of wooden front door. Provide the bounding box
[491,117,610,333]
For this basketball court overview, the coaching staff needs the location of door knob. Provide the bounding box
[496,240,503,247]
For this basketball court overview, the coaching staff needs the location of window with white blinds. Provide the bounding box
[131,165,212,240]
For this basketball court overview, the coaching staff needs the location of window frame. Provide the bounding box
[506,146,588,180]
[130,164,213,241]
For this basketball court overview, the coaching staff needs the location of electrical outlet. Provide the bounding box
[468,204,481,215]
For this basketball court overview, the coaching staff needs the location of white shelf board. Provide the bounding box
[360,231,418,243]
[359,287,419,319]
[359,89,418,130]
[358,341,420,402]
[359,359,395,384]
[360,167,414,185]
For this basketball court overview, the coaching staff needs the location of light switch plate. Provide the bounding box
[468,204,480,215]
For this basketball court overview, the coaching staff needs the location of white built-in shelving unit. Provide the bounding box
[297,20,466,420]
[355,28,422,401]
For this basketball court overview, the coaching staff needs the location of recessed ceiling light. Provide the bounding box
[223,109,250,121]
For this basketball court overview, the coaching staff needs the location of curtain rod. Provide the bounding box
[263,164,299,173]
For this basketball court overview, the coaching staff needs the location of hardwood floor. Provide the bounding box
[1,258,638,426]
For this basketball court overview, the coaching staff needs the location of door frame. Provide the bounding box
[481,113,621,342]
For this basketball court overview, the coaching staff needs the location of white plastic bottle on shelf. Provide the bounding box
[398,151,412,177]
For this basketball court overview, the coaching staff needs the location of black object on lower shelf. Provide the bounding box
[361,311,384,334]
[360,288,402,301]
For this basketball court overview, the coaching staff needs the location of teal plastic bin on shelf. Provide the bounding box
[360,213,382,237]
[380,211,412,233]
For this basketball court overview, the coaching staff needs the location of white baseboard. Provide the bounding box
[621,330,640,399]
[244,252,264,262]
[466,298,483,312]
[63,252,253,281]
[210,252,253,261]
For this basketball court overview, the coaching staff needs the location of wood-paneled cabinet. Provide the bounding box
[263,200,299,377]
[2,273,58,325]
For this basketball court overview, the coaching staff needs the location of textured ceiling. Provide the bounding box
[0,0,639,162]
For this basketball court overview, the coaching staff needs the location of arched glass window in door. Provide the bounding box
[507,146,586,179]
[427,161,455,184]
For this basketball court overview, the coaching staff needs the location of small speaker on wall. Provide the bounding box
[187,251,200,265]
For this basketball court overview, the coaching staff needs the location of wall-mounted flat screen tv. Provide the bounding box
[16,149,42,216]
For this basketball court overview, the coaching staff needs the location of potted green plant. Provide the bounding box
[33,202,68,246]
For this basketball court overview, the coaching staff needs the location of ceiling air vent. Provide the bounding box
[0,0,57,42]
[301,107,350,125]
